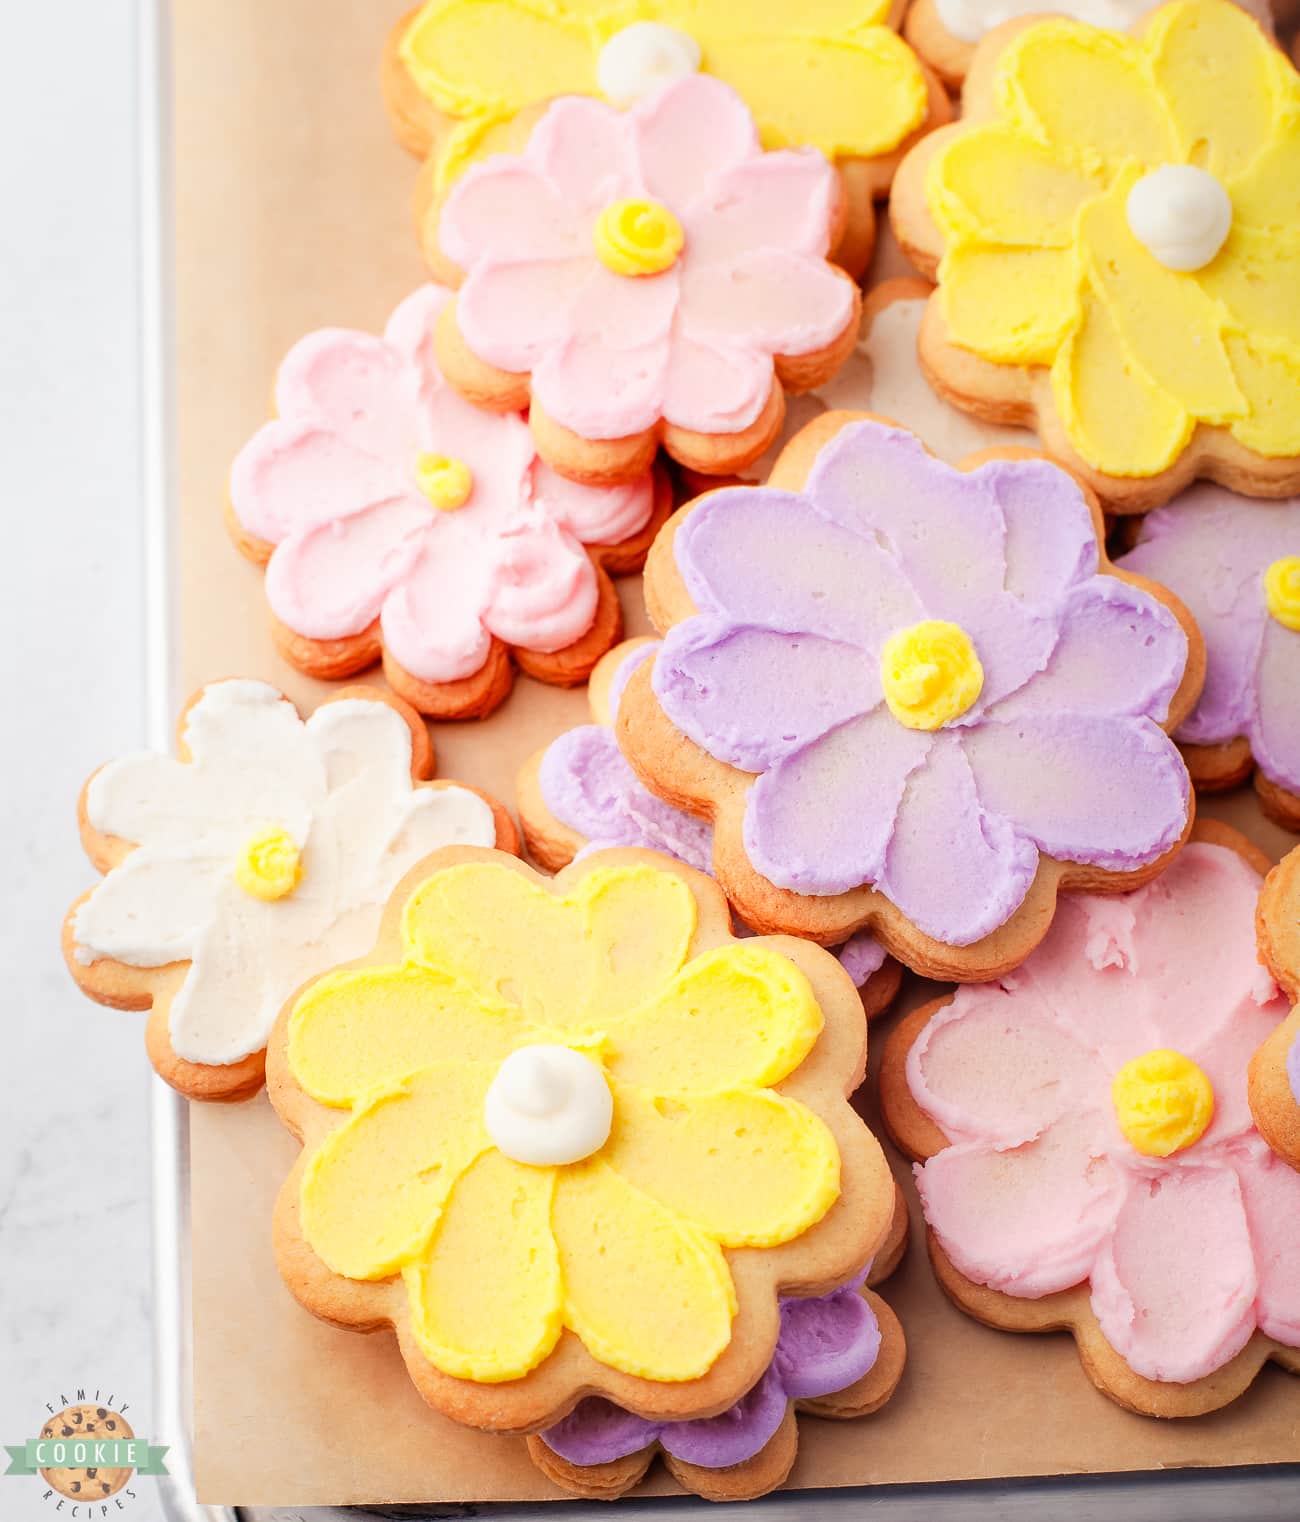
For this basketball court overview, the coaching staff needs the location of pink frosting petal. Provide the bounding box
[264,498,431,641]
[679,251,854,358]
[439,160,584,268]
[989,581,1187,724]
[669,486,923,645]
[653,618,880,772]
[531,460,654,546]
[456,258,592,373]
[378,532,494,684]
[684,151,839,266]
[570,264,679,350]
[229,421,410,545]
[660,334,774,434]
[963,715,1189,874]
[878,733,1039,945]
[1089,1164,1257,1384]
[632,75,758,212]
[481,514,598,655]
[527,94,636,211]
[744,709,930,897]
[531,335,670,439]
[274,329,421,459]
[383,284,452,368]
[1235,1144,1300,1346]
[1251,615,1300,797]
[907,982,1105,1147]
[915,1113,1121,1298]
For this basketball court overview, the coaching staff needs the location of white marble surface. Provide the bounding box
[0,5,154,1517]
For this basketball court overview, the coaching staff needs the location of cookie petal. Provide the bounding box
[481,515,599,656]
[299,1063,493,1280]
[377,533,496,684]
[654,617,880,772]
[454,257,592,373]
[606,1085,840,1248]
[404,1150,562,1381]
[553,1159,735,1380]
[633,74,757,212]
[684,151,838,266]
[273,329,421,458]
[939,246,1080,367]
[660,333,774,434]
[1089,1164,1256,1384]
[287,965,533,1107]
[916,1114,1121,1297]
[72,851,225,970]
[605,943,824,1093]
[532,334,670,438]
[680,251,855,358]
[439,163,582,268]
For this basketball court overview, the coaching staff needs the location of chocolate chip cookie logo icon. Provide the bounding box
[4,1391,167,1513]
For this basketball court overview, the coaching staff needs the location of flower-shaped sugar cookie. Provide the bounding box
[529,1268,907,1502]
[882,825,1300,1416]
[891,0,1300,514]
[428,76,866,487]
[64,681,512,1101]
[518,638,902,1018]
[228,284,669,719]
[901,0,1274,90]
[1251,844,1300,1169]
[266,849,892,1432]
[1118,486,1300,829]
[388,0,945,280]
[618,413,1202,981]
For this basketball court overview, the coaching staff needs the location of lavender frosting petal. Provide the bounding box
[539,1283,882,1471]
[836,929,887,985]
[656,617,878,772]
[1288,1031,1300,1109]
[1251,617,1300,795]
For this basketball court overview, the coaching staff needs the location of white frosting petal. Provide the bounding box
[1126,165,1233,273]
[597,22,702,108]
[74,683,497,1066]
[484,1046,613,1166]
[935,0,1160,44]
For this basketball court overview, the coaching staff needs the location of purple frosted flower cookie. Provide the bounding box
[1118,485,1300,831]
[619,413,1204,982]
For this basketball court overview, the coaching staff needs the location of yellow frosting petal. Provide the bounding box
[403,1150,563,1382]
[1231,126,1300,234]
[684,0,893,30]
[402,862,695,1032]
[1200,227,1300,349]
[1079,177,1244,423]
[1227,336,1300,457]
[929,127,1102,250]
[1051,287,1194,476]
[996,22,1176,175]
[940,245,1081,366]
[607,1085,840,1248]
[287,966,536,1108]
[1148,0,1282,182]
[604,943,824,1093]
[702,28,927,159]
[552,1159,736,1380]
[300,1064,493,1280]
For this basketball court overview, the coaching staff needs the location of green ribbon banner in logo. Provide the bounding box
[5,1438,169,1475]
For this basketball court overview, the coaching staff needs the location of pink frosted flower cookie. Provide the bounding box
[618,413,1204,982]
[517,638,902,1020]
[1118,485,1300,830]
[881,824,1300,1417]
[426,75,864,487]
[228,284,670,720]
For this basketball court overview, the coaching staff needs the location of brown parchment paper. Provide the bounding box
[175,0,1300,1505]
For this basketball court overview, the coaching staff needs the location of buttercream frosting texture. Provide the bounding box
[652,419,1191,945]
[287,860,846,1384]
[538,642,886,986]
[1118,484,1300,795]
[229,284,653,684]
[72,682,497,1065]
[438,75,857,441]
[924,0,1300,476]
[541,1273,879,1469]
[906,842,1300,1383]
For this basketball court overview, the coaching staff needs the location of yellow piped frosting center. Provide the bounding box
[594,198,684,277]
[879,620,984,731]
[415,452,473,510]
[1264,555,1300,632]
[1112,1049,1214,1158]
[235,826,302,901]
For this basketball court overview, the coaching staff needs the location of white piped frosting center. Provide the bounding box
[597,22,702,108]
[484,1045,613,1166]
[1125,165,1232,273]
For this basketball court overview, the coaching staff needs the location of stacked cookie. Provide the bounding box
[64,0,1300,1503]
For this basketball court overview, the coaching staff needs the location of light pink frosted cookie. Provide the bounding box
[882,823,1300,1417]
[228,284,671,719]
